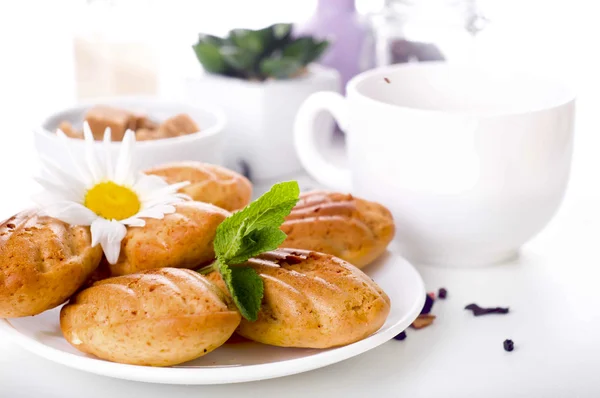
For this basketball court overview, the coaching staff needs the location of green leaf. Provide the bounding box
[192,41,226,74]
[211,180,300,321]
[259,57,303,79]
[230,29,264,54]
[283,38,330,65]
[193,24,323,80]
[214,181,300,264]
[198,33,227,47]
[282,38,312,61]
[304,40,329,64]
[256,23,292,60]
[220,46,258,78]
[271,23,292,41]
[217,261,264,322]
[227,227,287,265]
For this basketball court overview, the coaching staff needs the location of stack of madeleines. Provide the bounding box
[0,161,396,367]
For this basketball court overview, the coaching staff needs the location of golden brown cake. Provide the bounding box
[60,268,240,366]
[208,249,390,349]
[0,209,102,318]
[145,162,252,212]
[280,191,395,268]
[107,201,229,276]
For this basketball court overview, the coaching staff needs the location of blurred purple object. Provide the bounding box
[297,0,369,89]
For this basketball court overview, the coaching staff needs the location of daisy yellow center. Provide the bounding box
[84,181,141,221]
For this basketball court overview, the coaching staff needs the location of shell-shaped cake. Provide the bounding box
[60,268,241,366]
[208,249,390,349]
[145,162,252,211]
[281,191,395,268]
[108,201,229,276]
[0,209,102,318]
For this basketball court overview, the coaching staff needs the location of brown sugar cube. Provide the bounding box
[135,128,161,141]
[58,121,83,139]
[133,114,159,131]
[84,105,136,141]
[156,114,199,138]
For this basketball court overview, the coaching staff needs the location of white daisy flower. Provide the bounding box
[34,122,189,264]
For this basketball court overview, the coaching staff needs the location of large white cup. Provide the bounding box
[294,63,575,267]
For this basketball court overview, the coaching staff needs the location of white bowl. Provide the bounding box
[34,97,226,170]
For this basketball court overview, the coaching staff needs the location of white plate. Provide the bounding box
[0,252,424,385]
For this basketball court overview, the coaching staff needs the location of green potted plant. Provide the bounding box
[185,23,340,181]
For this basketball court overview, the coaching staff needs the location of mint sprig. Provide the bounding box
[208,181,300,321]
[216,261,264,321]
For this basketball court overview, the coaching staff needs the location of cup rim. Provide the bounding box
[346,62,577,117]
[35,96,226,147]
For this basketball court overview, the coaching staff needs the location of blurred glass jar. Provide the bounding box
[368,0,486,66]
[73,0,159,99]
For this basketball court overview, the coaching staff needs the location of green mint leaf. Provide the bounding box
[217,260,264,322]
[212,180,300,321]
[227,227,287,265]
[214,181,300,264]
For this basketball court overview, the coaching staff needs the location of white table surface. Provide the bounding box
[1,119,600,398]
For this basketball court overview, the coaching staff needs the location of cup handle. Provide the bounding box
[294,92,352,191]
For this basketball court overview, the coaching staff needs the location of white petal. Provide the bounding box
[42,201,98,225]
[83,122,105,182]
[155,204,177,214]
[133,174,170,197]
[32,191,58,207]
[91,219,127,264]
[114,129,136,185]
[121,217,146,227]
[176,193,192,201]
[32,191,70,208]
[39,156,86,195]
[132,174,191,209]
[133,207,169,220]
[141,196,185,209]
[56,129,94,186]
[34,176,81,203]
[142,196,184,211]
[139,182,189,203]
[163,181,191,192]
[102,127,114,180]
[82,121,94,141]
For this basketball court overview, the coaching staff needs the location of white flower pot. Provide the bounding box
[184,65,341,181]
